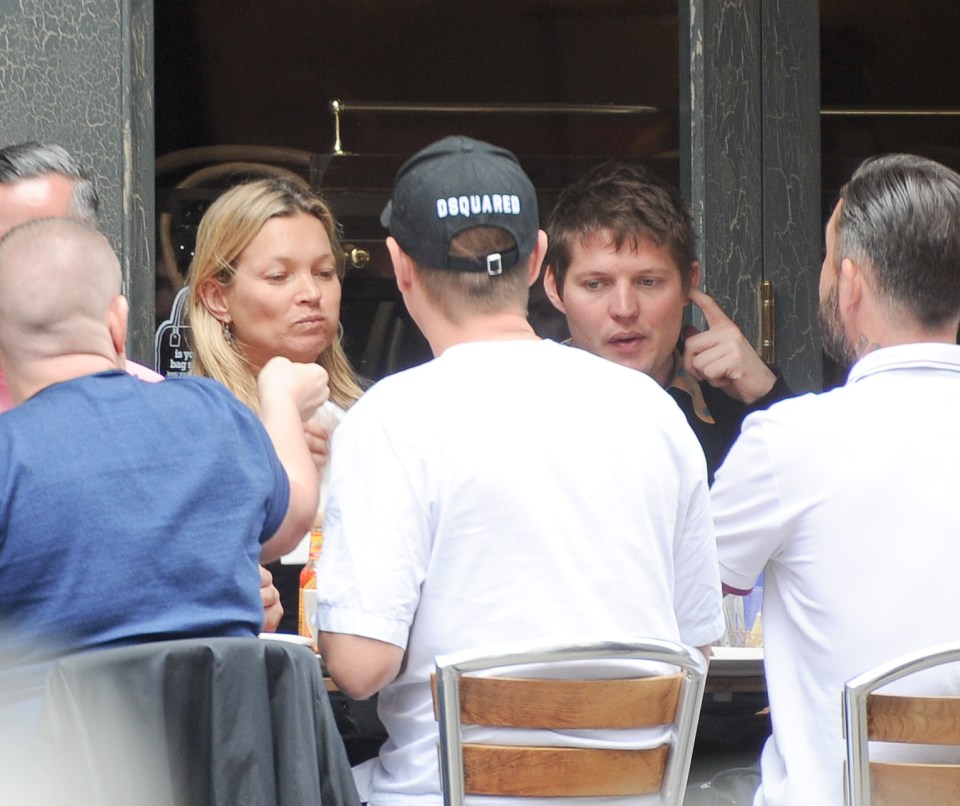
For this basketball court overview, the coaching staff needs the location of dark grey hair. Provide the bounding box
[0,141,99,227]
[836,153,960,329]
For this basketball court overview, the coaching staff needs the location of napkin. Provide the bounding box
[280,400,346,564]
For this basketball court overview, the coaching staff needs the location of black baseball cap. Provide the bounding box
[380,136,539,275]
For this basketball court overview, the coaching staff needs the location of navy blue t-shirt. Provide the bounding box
[0,371,289,660]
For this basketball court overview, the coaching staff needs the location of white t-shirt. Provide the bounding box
[712,343,960,806]
[317,339,724,806]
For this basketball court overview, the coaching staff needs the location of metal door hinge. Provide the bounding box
[759,280,775,364]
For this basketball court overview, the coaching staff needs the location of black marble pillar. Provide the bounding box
[0,0,155,366]
[681,0,822,393]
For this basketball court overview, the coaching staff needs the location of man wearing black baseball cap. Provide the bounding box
[378,135,546,348]
[316,136,723,806]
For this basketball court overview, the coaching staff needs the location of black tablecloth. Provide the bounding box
[21,637,360,806]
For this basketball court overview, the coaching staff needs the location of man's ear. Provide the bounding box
[387,236,414,292]
[109,294,129,358]
[687,261,701,299]
[525,229,548,288]
[542,263,566,314]
[197,278,231,324]
[838,256,864,313]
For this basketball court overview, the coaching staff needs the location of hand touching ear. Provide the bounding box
[682,289,777,404]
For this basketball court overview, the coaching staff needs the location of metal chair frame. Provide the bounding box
[435,638,708,805]
[843,641,960,806]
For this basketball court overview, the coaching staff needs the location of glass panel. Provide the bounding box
[821,1,960,212]
[820,0,960,385]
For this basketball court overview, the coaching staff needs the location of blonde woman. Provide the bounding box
[188,177,364,631]
[189,177,363,410]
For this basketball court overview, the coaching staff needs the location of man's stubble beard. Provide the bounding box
[818,279,858,367]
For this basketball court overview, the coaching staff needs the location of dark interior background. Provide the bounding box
[154,0,681,378]
[155,0,680,158]
[154,0,960,383]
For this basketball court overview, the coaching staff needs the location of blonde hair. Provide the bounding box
[187,177,364,411]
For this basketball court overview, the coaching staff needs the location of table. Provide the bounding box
[320,646,766,694]
[320,646,768,766]
[706,646,765,694]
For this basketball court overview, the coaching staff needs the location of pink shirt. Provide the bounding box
[0,360,163,413]
[125,360,165,383]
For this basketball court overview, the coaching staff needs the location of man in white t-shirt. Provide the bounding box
[712,153,960,806]
[315,135,725,806]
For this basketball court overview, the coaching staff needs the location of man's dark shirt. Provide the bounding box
[668,359,793,484]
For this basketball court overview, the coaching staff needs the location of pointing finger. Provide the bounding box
[688,288,733,329]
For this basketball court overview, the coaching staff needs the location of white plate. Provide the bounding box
[258,632,315,647]
[712,646,763,662]
[710,645,764,679]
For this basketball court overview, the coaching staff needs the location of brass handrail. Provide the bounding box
[329,99,661,154]
[821,107,960,117]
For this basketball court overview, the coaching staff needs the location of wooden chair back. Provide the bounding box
[843,642,960,805]
[433,638,708,805]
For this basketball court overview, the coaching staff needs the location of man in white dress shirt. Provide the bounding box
[712,153,960,806]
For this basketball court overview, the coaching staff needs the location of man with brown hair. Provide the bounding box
[543,161,791,480]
